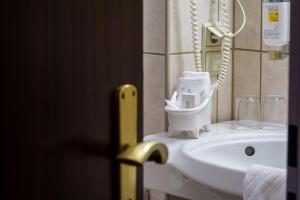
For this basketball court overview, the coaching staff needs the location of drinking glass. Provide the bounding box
[235,95,260,130]
[261,95,287,130]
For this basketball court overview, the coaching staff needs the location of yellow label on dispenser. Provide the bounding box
[268,12,279,22]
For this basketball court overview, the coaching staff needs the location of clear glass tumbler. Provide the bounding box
[235,95,261,130]
[261,95,287,130]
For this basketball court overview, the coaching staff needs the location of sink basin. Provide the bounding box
[144,121,287,199]
[182,132,287,196]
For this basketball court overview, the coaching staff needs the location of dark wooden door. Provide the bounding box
[2,0,143,200]
[287,0,300,199]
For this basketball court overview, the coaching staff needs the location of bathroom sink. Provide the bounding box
[144,121,287,199]
[181,131,287,196]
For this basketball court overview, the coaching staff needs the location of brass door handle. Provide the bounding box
[116,84,168,200]
[117,141,168,166]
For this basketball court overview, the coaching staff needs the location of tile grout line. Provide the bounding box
[216,0,220,122]
[164,0,170,137]
[231,0,236,120]
[170,51,195,55]
[159,48,281,55]
[165,0,171,99]
[259,0,263,114]
[234,48,289,54]
[234,48,268,53]
[216,75,219,123]
[156,48,279,56]
[143,52,166,56]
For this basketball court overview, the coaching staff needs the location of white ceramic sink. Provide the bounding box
[144,121,287,200]
[181,131,287,196]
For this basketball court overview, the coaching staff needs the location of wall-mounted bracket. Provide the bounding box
[202,22,224,74]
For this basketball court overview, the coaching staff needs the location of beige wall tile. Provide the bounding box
[170,0,218,53]
[233,50,261,116]
[234,0,261,50]
[144,54,166,135]
[211,75,218,123]
[144,0,165,53]
[261,53,289,123]
[261,33,269,52]
[262,43,268,52]
[261,54,289,97]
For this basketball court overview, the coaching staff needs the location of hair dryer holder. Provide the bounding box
[165,90,213,139]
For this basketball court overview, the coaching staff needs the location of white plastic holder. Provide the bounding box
[165,90,213,138]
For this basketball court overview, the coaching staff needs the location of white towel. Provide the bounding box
[243,164,287,200]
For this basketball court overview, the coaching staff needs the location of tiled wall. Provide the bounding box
[143,0,185,193]
[144,0,232,199]
[143,0,289,199]
[233,0,289,122]
[167,0,233,123]
[143,0,233,138]
[143,0,290,142]
[143,0,166,135]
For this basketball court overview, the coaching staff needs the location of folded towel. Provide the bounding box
[243,164,286,200]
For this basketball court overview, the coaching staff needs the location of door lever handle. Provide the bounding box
[116,84,168,200]
[117,141,168,166]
